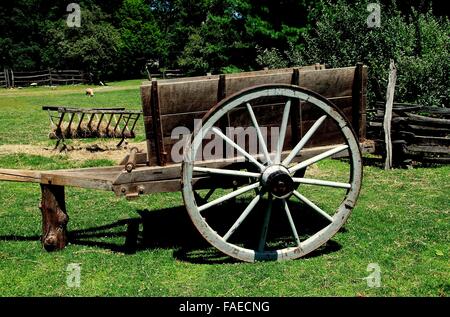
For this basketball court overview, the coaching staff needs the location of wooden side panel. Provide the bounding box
[154,74,219,85]
[300,67,356,98]
[141,65,366,166]
[157,78,219,115]
[225,73,292,96]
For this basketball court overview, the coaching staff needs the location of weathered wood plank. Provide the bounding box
[140,84,153,165]
[157,78,219,115]
[397,132,450,147]
[397,124,450,136]
[405,144,450,155]
[225,73,292,96]
[299,67,357,98]
[0,169,41,183]
[405,113,450,127]
[40,172,113,191]
[383,60,397,170]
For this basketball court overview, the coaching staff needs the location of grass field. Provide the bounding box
[0,83,448,296]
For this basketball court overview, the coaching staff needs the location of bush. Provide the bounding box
[256,0,449,108]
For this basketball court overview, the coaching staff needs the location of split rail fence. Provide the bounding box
[367,102,450,165]
[1,69,88,88]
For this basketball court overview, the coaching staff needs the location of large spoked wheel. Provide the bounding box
[182,84,362,262]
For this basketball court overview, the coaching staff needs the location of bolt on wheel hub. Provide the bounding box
[261,165,294,199]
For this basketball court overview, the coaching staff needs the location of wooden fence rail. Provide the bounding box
[367,102,450,165]
[1,69,89,87]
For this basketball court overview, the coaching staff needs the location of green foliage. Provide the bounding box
[177,8,250,75]
[0,0,447,95]
[256,47,289,69]
[220,65,243,74]
[256,0,450,107]
[115,0,167,78]
[43,5,122,82]
[176,0,311,74]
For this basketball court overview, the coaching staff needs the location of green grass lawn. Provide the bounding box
[0,84,448,296]
[0,81,145,146]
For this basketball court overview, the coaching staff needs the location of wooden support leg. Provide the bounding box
[39,184,69,251]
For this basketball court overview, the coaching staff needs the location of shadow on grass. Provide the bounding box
[72,199,342,264]
[0,201,343,264]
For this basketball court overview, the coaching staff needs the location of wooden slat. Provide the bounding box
[40,173,113,191]
[161,111,208,137]
[156,78,219,115]
[141,84,153,165]
[352,63,363,139]
[383,60,397,169]
[299,67,357,98]
[405,113,450,127]
[225,73,292,96]
[404,144,450,155]
[0,169,41,183]
[151,80,167,165]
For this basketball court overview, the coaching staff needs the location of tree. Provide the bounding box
[176,0,312,74]
[43,5,122,82]
[114,0,167,78]
[256,0,450,107]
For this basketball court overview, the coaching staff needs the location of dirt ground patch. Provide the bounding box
[0,140,148,164]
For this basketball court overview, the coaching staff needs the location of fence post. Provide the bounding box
[4,68,10,88]
[3,68,7,88]
[383,60,397,170]
[10,69,14,88]
[48,68,53,86]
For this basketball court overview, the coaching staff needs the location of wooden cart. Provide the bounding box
[0,64,369,262]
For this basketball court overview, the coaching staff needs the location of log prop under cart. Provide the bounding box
[0,64,373,262]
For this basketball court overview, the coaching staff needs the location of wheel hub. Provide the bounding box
[261,165,294,199]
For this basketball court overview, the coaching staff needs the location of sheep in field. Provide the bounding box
[85,88,94,97]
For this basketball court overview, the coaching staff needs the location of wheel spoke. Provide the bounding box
[275,99,291,164]
[194,166,260,178]
[283,200,301,246]
[198,182,260,212]
[289,144,348,174]
[246,103,272,165]
[292,190,333,222]
[292,177,351,189]
[203,188,216,201]
[193,191,205,204]
[258,194,273,252]
[282,115,327,166]
[212,127,265,170]
[223,194,261,241]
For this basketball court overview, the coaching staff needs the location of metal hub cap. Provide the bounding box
[261,165,294,199]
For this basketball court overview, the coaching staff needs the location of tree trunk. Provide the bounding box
[39,184,69,251]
